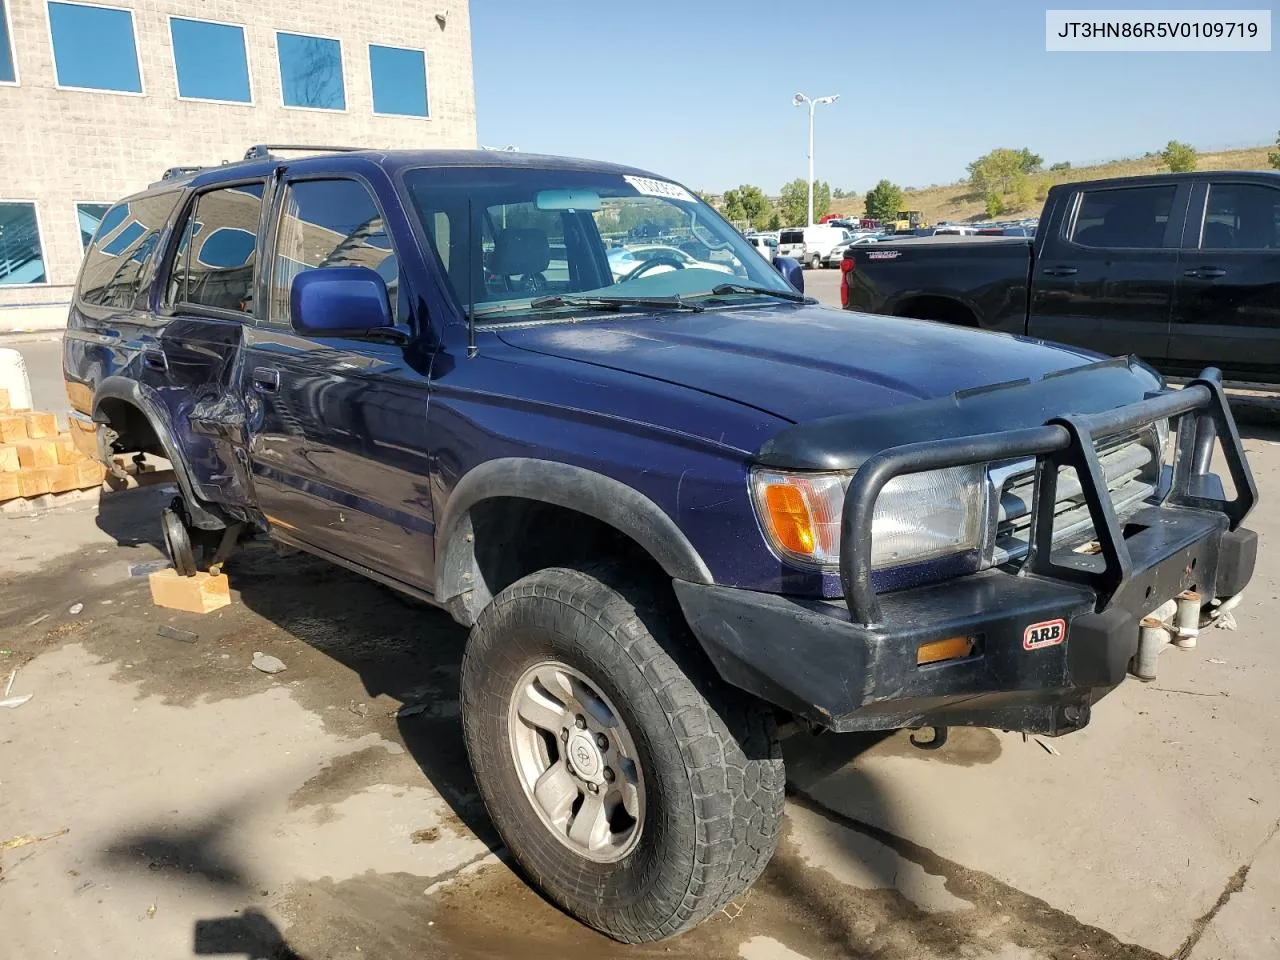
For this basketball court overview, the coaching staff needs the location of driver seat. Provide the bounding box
[489,228,550,294]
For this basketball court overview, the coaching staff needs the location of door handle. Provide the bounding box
[1184,267,1227,279]
[142,348,167,372]
[1042,266,1078,277]
[252,368,281,394]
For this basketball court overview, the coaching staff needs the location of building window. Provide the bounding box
[170,17,251,104]
[0,202,46,285]
[75,202,112,250]
[369,44,428,118]
[276,32,345,110]
[1,0,17,84]
[47,1,142,94]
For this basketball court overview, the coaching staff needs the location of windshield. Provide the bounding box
[401,166,793,320]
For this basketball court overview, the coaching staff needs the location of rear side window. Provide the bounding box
[171,183,264,315]
[268,178,398,327]
[1201,183,1280,250]
[78,192,179,309]
[1070,185,1176,249]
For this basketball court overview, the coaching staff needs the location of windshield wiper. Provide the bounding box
[528,294,704,313]
[705,283,815,304]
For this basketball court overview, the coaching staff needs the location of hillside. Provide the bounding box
[828,145,1275,224]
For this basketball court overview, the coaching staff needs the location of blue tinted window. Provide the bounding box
[102,221,145,256]
[1,0,16,83]
[171,18,250,103]
[76,202,112,249]
[0,202,46,285]
[277,33,344,110]
[369,44,428,118]
[198,228,256,267]
[48,2,142,93]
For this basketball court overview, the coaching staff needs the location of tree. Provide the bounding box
[1049,160,1072,172]
[767,212,781,231]
[832,187,856,200]
[721,184,774,231]
[863,179,904,222]
[778,178,831,225]
[1160,140,1197,173]
[1016,148,1043,174]
[967,148,1025,198]
[1269,130,1280,170]
[985,193,1004,219]
[1013,175,1036,210]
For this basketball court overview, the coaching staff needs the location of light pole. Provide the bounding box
[792,92,839,226]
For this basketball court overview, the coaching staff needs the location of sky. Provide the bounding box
[471,0,1278,195]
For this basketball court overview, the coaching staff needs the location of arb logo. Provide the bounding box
[1023,618,1066,650]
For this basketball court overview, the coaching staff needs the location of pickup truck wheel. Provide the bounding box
[160,498,198,577]
[460,566,785,942]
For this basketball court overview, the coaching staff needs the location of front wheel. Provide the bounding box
[460,566,785,943]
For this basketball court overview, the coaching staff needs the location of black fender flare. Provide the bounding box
[92,376,224,530]
[435,458,713,623]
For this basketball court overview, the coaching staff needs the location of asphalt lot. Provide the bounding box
[1,287,1277,959]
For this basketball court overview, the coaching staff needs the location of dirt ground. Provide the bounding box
[1,332,1278,960]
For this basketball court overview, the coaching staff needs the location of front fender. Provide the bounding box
[435,457,714,622]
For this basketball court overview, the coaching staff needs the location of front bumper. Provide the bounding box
[675,517,1256,735]
[676,368,1259,736]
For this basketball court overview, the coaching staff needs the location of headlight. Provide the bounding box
[751,466,986,569]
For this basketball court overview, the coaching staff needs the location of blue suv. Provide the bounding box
[64,145,1258,943]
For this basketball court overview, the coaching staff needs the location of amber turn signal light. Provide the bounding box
[762,483,815,555]
[916,635,975,666]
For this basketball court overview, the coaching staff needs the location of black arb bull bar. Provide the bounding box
[840,368,1257,627]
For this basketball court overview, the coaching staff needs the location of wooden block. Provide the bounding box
[54,434,84,465]
[44,464,79,494]
[0,388,9,414]
[65,381,94,416]
[16,468,51,498]
[14,439,57,469]
[0,445,18,473]
[0,472,18,502]
[0,416,26,444]
[149,569,231,614]
[76,460,107,488]
[23,412,57,439]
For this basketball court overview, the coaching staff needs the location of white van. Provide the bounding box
[776,225,850,268]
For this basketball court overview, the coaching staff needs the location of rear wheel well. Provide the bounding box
[895,296,979,327]
[95,398,165,457]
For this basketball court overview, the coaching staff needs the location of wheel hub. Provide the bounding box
[566,730,603,782]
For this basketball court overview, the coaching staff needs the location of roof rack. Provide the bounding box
[243,144,362,161]
[160,165,204,181]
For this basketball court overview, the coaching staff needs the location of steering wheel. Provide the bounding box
[621,255,685,282]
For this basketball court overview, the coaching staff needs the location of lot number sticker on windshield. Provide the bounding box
[1023,618,1066,650]
[624,175,696,203]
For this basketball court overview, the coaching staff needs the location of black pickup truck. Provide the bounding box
[842,171,1280,383]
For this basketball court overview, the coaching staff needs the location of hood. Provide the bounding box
[495,303,1097,424]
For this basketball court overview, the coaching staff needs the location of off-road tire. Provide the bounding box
[460,566,785,942]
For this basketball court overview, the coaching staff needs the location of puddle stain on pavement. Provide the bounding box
[1,506,1158,960]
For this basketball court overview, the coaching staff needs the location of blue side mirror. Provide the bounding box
[772,256,804,294]
[291,266,396,338]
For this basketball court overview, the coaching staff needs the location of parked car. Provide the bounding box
[65,147,1258,945]
[745,233,778,260]
[842,172,1280,384]
[777,224,850,268]
[822,232,880,266]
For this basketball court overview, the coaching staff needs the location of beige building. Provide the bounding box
[0,0,477,324]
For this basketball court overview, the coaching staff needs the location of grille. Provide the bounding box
[993,429,1162,565]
